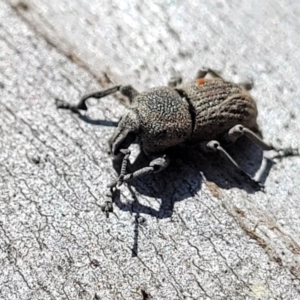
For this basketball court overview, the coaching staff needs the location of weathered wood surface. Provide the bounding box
[1,0,300,299]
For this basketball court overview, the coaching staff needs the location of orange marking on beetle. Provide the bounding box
[197,78,205,85]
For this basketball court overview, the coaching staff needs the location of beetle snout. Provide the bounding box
[109,131,137,156]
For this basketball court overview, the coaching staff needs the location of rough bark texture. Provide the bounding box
[1,0,300,299]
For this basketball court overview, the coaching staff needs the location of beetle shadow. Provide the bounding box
[111,136,274,219]
[65,109,119,127]
[78,114,118,127]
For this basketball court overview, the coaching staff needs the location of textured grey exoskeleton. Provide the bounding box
[56,69,277,216]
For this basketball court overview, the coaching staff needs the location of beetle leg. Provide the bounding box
[117,149,131,187]
[103,154,169,216]
[196,69,253,90]
[101,188,114,218]
[200,140,262,190]
[226,124,273,150]
[196,68,223,80]
[168,76,182,87]
[55,85,139,111]
[227,125,299,158]
[56,85,121,111]
[108,154,170,188]
[238,80,254,91]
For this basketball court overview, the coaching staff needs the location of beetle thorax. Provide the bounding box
[133,87,193,154]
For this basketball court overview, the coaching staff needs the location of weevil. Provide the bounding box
[56,69,289,216]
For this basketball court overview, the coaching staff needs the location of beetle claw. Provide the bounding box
[101,201,113,218]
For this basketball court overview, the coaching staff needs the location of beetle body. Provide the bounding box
[114,77,258,156]
[57,68,276,212]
